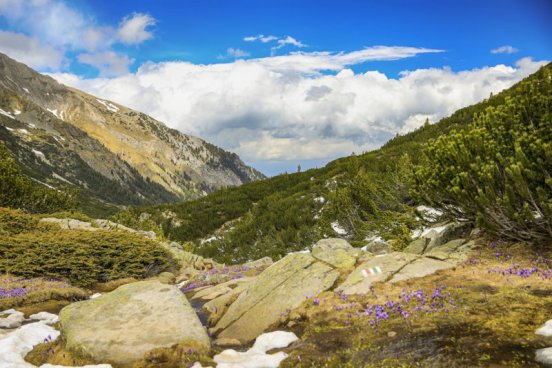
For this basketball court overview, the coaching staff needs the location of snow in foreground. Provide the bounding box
[0,309,111,368]
[214,331,298,368]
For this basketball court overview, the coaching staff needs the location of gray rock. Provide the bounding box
[390,257,454,283]
[213,253,339,344]
[425,222,473,252]
[404,237,429,255]
[337,252,418,295]
[362,239,390,255]
[59,280,209,366]
[312,238,357,269]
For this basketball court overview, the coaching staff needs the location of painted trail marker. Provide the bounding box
[361,266,382,278]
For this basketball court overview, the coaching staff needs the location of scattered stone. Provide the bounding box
[214,331,298,368]
[214,253,339,344]
[337,253,418,295]
[424,239,469,261]
[192,277,252,302]
[362,239,390,255]
[59,280,209,366]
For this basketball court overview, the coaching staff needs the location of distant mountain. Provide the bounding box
[0,53,264,213]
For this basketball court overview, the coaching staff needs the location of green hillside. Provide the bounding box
[115,63,552,263]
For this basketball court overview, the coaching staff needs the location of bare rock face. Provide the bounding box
[337,253,418,295]
[213,253,339,344]
[59,281,209,366]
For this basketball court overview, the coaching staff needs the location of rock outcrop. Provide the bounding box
[311,238,359,269]
[59,281,209,366]
[213,252,340,344]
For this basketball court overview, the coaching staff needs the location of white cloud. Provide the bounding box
[77,51,134,77]
[50,54,547,174]
[244,34,306,53]
[0,30,64,69]
[218,47,250,59]
[276,36,306,49]
[117,13,156,45]
[491,45,519,54]
[244,34,278,43]
[0,0,155,75]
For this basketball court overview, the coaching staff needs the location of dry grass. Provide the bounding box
[280,240,552,367]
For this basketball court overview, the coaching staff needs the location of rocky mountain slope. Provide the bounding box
[0,52,264,212]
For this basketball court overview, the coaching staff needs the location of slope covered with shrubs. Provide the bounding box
[0,142,77,213]
[412,65,551,242]
[115,63,551,263]
[0,208,178,287]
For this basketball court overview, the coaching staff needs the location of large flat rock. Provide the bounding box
[337,252,418,295]
[213,253,339,344]
[59,280,209,366]
[390,257,455,283]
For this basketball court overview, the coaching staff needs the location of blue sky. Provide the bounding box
[0,0,550,175]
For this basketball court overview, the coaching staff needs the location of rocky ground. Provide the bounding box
[1,216,552,368]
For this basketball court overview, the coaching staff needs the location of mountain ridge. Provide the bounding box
[0,52,264,213]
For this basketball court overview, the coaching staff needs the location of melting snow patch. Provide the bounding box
[314,196,326,204]
[0,309,25,328]
[0,312,112,368]
[6,126,14,131]
[536,319,552,337]
[331,221,348,235]
[0,108,15,119]
[416,205,443,220]
[14,109,21,115]
[214,331,298,368]
[421,225,448,237]
[28,312,58,325]
[18,129,29,134]
[47,108,62,120]
[89,293,102,299]
[32,149,45,157]
[23,87,30,93]
[96,99,119,113]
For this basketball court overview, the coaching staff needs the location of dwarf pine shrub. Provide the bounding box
[412,65,552,242]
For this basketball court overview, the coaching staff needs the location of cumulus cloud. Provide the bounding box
[0,0,156,75]
[117,13,156,45]
[0,31,64,69]
[491,45,519,54]
[77,51,134,77]
[50,54,548,174]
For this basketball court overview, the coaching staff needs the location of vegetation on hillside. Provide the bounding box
[0,208,178,287]
[114,63,551,264]
[0,141,77,213]
[413,65,551,243]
